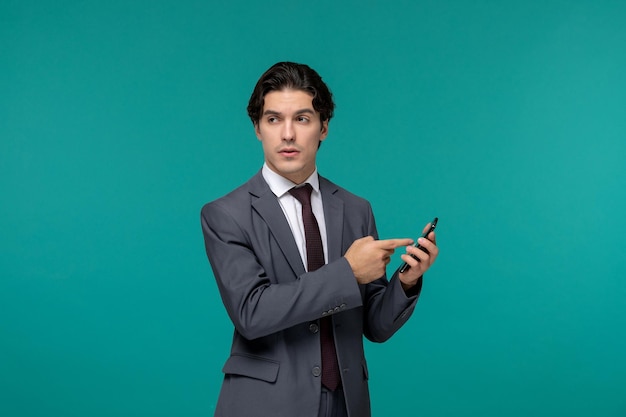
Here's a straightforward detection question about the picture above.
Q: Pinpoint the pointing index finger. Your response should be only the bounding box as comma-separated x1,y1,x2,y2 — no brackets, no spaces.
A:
377,238,414,249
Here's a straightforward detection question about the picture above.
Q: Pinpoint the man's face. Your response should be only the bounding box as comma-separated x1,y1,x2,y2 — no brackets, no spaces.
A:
255,89,328,184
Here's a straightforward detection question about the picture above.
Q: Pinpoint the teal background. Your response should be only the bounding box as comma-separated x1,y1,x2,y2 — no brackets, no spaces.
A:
2,1,625,416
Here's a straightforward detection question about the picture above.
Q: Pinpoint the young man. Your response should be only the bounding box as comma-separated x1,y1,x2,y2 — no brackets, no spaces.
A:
201,62,438,417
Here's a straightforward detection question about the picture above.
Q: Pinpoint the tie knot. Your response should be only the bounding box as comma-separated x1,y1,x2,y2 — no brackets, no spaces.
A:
289,183,313,206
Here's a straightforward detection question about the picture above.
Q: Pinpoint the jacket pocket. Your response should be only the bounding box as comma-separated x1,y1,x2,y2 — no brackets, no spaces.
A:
222,354,280,383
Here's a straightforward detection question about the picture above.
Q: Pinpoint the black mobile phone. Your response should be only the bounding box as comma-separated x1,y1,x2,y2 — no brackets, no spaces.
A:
398,217,438,273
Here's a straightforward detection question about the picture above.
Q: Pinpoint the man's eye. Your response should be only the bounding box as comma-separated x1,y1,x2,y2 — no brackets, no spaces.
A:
268,117,278,123
296,116,309,123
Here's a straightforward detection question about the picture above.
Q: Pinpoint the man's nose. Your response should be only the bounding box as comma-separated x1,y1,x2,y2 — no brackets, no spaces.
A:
281,121,294,141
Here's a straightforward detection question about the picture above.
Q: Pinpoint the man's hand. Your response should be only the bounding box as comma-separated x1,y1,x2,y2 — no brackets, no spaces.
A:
399,223,439,289
344,237,413,284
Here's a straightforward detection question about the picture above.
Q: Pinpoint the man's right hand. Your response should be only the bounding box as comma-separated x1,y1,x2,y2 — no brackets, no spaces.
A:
344,236,413,284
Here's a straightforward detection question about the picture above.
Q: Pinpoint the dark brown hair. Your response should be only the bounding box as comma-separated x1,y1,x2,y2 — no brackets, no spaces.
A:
247,62,335,125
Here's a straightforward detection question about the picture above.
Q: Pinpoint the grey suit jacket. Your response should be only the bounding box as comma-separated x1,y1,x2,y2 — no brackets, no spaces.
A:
201,171,421,417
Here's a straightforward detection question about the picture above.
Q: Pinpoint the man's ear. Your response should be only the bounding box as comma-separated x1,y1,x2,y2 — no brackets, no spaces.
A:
319,120,329,142
254,122,262,141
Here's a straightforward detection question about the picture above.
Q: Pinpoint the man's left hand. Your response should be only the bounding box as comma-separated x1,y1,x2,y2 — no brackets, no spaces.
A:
398,224,438,289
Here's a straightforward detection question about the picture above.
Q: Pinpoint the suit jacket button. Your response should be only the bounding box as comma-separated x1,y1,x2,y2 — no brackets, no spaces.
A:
340,303,347,310
334,306,340,313
312,366,321,377
309,323,319,333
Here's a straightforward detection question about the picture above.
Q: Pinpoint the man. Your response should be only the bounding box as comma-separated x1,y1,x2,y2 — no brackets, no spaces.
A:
200,62,438,417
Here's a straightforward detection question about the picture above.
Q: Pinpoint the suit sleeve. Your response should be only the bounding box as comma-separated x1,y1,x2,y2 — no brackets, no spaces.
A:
361,204,423,343
201,201,364,341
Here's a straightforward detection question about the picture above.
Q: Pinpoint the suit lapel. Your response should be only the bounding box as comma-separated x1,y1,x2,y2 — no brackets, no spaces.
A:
319,176,344,263
249,172,306,276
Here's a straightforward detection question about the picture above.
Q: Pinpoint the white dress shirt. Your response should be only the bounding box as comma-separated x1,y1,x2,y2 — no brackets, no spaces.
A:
262,164,329,271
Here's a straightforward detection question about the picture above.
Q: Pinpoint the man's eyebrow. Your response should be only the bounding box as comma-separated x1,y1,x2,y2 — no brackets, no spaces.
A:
262,108,316,116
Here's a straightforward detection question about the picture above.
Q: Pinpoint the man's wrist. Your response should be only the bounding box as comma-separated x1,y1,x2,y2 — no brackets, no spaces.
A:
401,276,422,296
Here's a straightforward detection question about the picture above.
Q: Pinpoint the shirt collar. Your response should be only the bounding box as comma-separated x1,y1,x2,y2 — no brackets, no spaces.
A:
262,163,320,198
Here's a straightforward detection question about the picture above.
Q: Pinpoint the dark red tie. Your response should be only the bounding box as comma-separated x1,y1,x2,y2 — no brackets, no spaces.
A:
289,184,340,391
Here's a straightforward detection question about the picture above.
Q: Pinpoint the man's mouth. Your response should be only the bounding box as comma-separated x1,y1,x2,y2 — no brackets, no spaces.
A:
279,148,300,157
